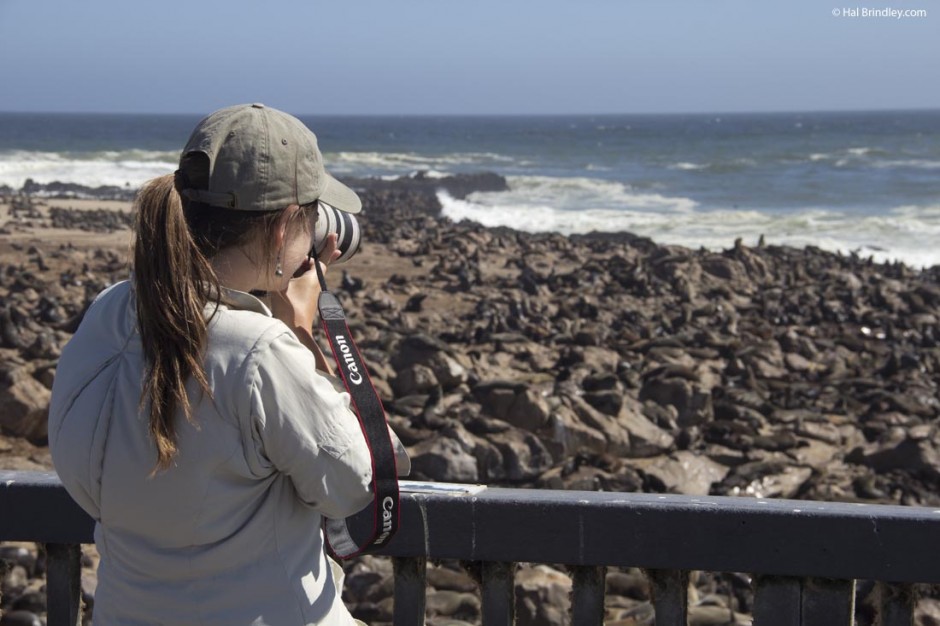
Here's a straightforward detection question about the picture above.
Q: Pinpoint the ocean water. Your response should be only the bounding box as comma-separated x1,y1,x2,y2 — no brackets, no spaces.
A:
1,110,938,267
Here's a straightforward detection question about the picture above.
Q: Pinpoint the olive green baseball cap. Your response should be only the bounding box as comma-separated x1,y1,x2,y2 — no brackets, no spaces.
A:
177,103,361,214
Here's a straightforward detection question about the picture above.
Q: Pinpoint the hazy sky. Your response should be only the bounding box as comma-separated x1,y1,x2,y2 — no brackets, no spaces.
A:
0,0,937,115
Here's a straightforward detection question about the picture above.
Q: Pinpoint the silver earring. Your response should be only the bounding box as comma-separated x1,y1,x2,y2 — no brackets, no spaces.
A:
274,253,284,277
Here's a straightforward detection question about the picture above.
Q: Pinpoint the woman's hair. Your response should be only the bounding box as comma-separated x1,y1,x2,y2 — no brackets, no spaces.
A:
133,173,314,471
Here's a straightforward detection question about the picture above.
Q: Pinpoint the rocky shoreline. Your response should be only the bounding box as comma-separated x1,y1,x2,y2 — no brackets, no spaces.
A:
1,173,939,625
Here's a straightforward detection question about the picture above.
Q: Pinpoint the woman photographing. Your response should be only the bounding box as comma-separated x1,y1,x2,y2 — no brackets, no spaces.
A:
49,103,405,625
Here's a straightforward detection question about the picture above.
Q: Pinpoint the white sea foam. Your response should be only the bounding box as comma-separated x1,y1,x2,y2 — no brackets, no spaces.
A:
0,149,177,188
666,158,757,172
807,147,901,166
669,162,707,171
872,159,940,170
414,170,452,179
440,176,701,234
438,175,940,269
848,147,892,158
379,170,451,181
465,175,699,215
324,150,517,176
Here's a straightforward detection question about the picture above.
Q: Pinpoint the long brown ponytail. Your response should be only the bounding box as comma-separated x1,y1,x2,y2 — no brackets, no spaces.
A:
133,174,218,471
133,174,317,471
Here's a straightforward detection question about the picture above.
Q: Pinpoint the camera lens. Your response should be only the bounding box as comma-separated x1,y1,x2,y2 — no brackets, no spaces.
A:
313,201,361,264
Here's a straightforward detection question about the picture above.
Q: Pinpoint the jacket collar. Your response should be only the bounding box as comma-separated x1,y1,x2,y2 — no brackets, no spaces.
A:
217,286,272,317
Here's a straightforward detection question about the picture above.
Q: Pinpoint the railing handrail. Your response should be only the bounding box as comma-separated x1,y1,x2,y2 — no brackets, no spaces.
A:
3,470,940,583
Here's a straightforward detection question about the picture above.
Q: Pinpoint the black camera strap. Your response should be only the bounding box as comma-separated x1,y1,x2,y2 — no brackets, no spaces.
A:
311,250,400,559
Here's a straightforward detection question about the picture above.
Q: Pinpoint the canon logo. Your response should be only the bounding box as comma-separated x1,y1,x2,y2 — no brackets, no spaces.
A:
334,335,363,385
375,496,395,544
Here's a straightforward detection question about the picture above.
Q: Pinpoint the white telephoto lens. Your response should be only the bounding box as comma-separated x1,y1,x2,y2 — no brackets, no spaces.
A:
314,201,361,263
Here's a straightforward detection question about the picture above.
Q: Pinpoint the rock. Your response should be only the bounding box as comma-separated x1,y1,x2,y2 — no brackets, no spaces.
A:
473,381,550,432
702,444,748,467
472,380,517,417
10,590,45,614
427,565,477,593
1,564,29,596
741,340,787,379
639,376,713,426
618,401,675,457
403,292,426,312
582,389,624,416
0,306,29,350
538,464,607,490
564,395,632,456
515,565,572,626
794,418,842,445
606,569,649,601
391,393,431,420
391,333,451,369
348,171,509,203
391,364,439,397
582,372,620,392
644,451,729,495
506,388,551,432
483,428,553,482
0,546,36,571
343,555,392,604
847,431,940,480
689,605,750,625
0,612,42,626
701,255,747,282
410,434,479,483
579,346,623,371
786,439,838,471
784,351,817,373
721,462,813,498
425,590,480,622
23,331,59,360
916,598,940,626
538,404,608,457
427,352,469,390
0,365,51,441
643,401,679,431
537,453,643,492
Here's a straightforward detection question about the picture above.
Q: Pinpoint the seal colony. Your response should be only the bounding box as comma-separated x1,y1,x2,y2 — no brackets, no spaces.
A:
1,173,939,624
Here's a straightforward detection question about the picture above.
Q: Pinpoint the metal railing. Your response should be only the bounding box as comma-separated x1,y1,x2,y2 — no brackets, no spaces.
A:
2,470,938,625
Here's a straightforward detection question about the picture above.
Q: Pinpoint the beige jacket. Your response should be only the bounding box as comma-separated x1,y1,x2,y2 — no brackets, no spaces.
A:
49,280,404,625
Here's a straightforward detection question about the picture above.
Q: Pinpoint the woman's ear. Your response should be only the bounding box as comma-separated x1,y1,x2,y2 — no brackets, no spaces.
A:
273,204,301,249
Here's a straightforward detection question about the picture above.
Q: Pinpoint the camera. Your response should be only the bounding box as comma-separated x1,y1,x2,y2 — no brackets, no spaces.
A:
313,201,361,264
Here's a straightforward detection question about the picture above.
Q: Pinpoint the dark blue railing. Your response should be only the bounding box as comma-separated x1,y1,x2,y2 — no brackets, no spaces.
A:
2,471,936,625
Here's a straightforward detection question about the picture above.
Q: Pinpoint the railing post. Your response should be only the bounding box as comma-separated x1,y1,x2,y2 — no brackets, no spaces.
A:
44,543,82,626
646,569,689,626
877,582,915,626
481,560,515,626
801,577,855,626
570,565,606,626
753,575,801,626
393,556,427,625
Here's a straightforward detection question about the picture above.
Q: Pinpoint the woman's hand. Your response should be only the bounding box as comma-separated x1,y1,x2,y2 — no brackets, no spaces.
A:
269,234,343,375
269,233,341,332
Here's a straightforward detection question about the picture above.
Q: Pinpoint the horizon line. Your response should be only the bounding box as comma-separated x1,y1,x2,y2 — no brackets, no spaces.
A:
1,105,939,118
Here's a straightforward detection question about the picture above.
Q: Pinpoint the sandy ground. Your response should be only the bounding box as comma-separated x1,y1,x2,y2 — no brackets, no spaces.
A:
0,198,134,261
